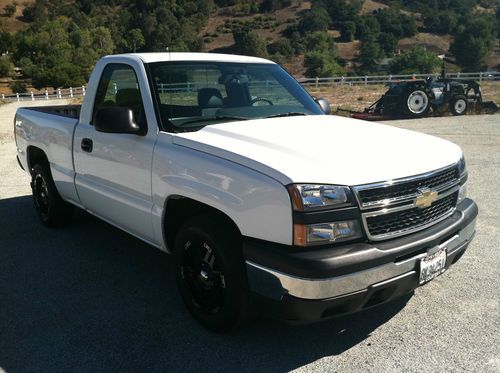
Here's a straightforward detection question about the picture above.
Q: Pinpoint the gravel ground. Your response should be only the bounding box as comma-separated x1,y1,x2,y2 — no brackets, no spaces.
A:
0,101,499,373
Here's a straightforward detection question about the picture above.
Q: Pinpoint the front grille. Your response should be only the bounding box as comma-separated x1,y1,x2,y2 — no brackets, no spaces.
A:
358,166,459,205
366,192,458,238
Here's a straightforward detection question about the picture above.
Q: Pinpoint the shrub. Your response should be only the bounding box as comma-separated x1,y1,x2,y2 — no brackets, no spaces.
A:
389,46,442,74
9,81,27,93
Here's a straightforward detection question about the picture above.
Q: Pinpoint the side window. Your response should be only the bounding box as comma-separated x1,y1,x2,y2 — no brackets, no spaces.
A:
92,63,145,126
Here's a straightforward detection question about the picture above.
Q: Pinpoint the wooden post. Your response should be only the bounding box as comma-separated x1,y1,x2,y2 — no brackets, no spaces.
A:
479,72,483,82
315,77,319,89
364,76,368,85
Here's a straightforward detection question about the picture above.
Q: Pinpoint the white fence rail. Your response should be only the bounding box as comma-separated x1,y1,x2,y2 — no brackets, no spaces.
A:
1,86,86,102
298,72,500,88
1,72,499,102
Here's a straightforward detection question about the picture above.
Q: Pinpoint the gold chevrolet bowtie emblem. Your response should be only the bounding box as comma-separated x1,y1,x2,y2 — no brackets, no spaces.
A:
415,188,438,208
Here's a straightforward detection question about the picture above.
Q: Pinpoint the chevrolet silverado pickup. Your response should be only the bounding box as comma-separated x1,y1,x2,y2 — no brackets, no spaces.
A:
14,53,478,331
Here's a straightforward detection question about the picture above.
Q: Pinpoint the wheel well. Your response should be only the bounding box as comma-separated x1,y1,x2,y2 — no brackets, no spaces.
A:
27,146,48,174
163,196,241,251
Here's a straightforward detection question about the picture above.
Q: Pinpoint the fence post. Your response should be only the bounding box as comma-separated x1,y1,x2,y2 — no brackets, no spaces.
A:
341,76,345,86
457,72,460,78
57,88,62,99
479,72,483,82
364,76,368,86
70,87,73,98
16,93,20,102
45,89,49,99
31,91,34,101
82,86,86,96
389,74,392,81
315,77,319,89
1,93,5,99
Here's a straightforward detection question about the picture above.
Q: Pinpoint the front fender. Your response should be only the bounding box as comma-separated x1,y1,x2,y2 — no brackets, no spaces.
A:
151,133,293,251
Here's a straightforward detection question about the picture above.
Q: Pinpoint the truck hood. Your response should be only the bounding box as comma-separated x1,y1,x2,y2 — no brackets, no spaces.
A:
173,115,462,186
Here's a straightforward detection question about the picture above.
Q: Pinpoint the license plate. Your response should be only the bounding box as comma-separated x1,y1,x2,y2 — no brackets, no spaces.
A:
419,248,447,285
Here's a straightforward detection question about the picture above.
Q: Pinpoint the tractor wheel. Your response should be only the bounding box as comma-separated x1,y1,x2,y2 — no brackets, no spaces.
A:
450,95,468,116
404,89,430,118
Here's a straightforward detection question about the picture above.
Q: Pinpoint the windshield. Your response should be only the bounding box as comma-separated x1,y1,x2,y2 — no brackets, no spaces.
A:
148,61,324,131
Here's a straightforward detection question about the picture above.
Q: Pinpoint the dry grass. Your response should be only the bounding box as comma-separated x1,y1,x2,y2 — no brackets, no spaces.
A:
0,0,33,32
398,33,452,55
201,0,311,53
360,0,388,14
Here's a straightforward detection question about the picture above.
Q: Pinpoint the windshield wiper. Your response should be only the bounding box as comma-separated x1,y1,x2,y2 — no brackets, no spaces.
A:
178,115,249,127
264,112,309,119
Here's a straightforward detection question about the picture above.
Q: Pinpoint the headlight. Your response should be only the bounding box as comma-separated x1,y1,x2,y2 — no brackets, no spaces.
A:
458,154,466,175
457,154,467,204
294,220,362,246
287,184,353,211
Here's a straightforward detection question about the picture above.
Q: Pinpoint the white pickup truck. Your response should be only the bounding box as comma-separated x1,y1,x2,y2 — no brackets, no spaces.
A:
14,53,477,331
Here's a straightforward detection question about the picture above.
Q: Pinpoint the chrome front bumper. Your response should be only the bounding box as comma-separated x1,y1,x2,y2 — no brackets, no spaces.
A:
246,216,476,301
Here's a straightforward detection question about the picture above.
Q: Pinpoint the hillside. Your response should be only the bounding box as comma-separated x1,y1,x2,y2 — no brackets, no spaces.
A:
199,0,499,76
0,0,498,93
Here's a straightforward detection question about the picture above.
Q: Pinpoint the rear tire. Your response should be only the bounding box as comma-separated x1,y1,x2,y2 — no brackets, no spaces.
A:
404,89,430,118
450,95,468,116
31,161,73,227
173,214,251,332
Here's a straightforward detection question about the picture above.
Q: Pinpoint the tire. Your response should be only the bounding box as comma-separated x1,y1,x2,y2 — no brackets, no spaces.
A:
31,161,73,227
450,95,468,116
174,214,251,332
404,89,430,118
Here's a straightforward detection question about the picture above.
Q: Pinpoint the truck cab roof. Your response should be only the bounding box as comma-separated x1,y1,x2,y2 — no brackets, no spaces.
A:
107,52,276,65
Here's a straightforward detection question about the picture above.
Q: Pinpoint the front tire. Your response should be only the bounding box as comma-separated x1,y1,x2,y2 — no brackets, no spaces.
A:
174,215,251,332
450,95,468,116
31,161,73,227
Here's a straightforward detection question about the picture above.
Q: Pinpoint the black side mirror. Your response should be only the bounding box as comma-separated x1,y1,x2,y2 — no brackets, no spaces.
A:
315,97,332,115
94,107,143,135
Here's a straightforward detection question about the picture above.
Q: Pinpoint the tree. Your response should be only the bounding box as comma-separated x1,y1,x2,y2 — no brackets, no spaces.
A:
3,3,16,17
355,15,380,41
451,15,497,71
389,46,442,74
9,81,27,94
0,55,14,78
267,39,294,57
360,37,381,71
340,21,356,42
260,0,292,12
124,28,145,52
232,26,268,58
304,50,345,77
302,31,336,53
378,32,397,56
315,0,362,27
297,7,330,34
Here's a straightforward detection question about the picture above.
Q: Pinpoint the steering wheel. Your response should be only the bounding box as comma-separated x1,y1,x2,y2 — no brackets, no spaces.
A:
250,97,273,106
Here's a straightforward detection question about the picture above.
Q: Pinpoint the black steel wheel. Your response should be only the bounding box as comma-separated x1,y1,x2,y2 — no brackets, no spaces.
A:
450,95,468,116
174,215,251,332
31,161,73,227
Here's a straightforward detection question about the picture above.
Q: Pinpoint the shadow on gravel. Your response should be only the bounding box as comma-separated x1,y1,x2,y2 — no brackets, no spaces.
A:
0,195,411,373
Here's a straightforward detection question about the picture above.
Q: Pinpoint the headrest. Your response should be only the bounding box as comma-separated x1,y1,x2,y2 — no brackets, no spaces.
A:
116,88,141,107
198,88,223,108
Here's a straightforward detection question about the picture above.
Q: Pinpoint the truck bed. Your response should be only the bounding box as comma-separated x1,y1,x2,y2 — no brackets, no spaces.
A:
24,104,82,119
